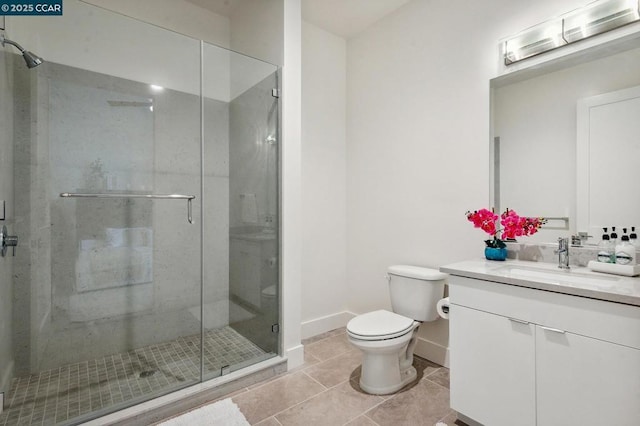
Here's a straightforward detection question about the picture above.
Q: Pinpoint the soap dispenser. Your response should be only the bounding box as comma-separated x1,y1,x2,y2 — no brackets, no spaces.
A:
610,226,618,245
615,228,636,266
630,226,638,248
597,228,615,263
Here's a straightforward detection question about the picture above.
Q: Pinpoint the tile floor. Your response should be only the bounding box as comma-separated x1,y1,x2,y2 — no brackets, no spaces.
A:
0,327,267,426
222,328,465,426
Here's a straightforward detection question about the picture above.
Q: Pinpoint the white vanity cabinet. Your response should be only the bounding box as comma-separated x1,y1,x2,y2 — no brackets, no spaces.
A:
448,275,640,426
535,325,640,425
451,304,536,426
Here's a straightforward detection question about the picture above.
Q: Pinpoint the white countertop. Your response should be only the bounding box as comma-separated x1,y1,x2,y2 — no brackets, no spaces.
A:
440,259,640,307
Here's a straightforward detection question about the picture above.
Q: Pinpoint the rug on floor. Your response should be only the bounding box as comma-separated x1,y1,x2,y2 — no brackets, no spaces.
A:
158,398,250,426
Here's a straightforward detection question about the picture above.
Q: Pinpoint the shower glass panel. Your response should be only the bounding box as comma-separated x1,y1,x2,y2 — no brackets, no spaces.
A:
202,43,279,380
0,2,280,425
7,5,203,423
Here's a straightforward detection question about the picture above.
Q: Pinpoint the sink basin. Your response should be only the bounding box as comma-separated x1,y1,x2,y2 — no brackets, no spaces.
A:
496,264,620,287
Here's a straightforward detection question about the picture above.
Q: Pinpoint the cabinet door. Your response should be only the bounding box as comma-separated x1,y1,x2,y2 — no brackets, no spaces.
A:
450,304,536,426
536,326,640,426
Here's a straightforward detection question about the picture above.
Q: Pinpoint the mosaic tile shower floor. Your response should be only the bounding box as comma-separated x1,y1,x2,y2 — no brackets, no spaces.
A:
0,327,266,426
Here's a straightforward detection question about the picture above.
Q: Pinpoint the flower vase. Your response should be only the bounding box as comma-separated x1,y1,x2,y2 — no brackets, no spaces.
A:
485,247,507,261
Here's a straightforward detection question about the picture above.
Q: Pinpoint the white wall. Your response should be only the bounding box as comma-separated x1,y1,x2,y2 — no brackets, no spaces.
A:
344,0,587,365
230,0,284,66
300,21,348,338
81,0,231,49
281,0,304,368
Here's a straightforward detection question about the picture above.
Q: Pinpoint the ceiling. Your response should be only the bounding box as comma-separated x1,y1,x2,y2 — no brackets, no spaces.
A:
301,0,412,39
185,0,412,39
186,0,241,17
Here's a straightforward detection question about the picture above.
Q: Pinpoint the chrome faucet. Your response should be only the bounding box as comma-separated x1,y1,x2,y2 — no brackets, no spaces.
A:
555,237,570,269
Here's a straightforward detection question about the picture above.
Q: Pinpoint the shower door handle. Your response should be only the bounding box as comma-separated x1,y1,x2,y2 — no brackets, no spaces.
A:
60,192,196,224
1,225,18,257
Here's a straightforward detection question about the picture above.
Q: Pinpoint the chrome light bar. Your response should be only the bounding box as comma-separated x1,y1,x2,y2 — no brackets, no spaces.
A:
504,0,640,65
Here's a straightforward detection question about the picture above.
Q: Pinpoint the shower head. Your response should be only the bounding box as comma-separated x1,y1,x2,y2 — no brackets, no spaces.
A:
21,49,44,68
1,34,44,68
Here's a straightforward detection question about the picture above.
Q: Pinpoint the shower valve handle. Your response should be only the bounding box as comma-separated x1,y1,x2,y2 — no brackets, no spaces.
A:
1,225,18,257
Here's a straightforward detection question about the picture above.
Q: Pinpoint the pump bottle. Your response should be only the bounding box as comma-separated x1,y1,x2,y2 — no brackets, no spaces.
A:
615,228,636,266
597,228,615,263
630,226,638,248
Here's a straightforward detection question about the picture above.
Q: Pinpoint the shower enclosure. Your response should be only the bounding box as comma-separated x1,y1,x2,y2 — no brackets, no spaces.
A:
0,2,280,425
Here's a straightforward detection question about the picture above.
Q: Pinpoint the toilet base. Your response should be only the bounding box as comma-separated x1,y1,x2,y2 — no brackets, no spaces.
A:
353,328,420,395
360,365,417,395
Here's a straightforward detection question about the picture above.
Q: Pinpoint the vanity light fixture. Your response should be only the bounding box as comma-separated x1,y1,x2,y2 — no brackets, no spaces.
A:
504,18,566,65
564,0,640,42
504,0,640,65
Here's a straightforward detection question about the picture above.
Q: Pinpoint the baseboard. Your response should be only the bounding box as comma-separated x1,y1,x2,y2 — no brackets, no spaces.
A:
301,311,355,340
300,312,450,368
415,336,450,368
284,344,305,371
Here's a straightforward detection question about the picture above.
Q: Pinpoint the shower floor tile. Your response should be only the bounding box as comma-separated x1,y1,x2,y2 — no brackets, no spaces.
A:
0,326,266,426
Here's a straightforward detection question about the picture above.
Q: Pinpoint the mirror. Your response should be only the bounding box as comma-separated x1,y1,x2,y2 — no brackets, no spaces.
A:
491,37,640,243
577,84,640,238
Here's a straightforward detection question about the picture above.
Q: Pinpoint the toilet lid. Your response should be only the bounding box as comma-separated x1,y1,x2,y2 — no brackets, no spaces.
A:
347,310,415,340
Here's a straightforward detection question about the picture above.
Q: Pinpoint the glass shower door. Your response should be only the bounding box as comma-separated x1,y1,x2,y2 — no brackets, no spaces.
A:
202,42,280,380
1,3,281,425
8,4,203,424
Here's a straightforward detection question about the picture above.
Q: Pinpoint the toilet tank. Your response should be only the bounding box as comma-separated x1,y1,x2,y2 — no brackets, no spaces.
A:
388,265,447,322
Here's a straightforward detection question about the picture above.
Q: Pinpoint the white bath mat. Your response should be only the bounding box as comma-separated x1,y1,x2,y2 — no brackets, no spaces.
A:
158,398,250,426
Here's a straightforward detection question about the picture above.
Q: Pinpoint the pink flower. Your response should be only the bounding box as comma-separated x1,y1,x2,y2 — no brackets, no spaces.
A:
466,209,499,236
467,208,546,241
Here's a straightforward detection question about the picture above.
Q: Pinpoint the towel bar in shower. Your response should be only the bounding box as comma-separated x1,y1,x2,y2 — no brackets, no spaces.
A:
59,192,196,224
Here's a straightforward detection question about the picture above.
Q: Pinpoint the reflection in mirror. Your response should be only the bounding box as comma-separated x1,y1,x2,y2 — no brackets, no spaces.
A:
577,85,640,238
491,40,640,243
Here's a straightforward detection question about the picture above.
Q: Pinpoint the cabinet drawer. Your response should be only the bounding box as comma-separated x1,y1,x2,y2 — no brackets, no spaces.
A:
449,275,640,349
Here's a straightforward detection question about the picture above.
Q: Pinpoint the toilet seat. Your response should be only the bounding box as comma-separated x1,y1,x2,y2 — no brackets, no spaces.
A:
347,310,416,341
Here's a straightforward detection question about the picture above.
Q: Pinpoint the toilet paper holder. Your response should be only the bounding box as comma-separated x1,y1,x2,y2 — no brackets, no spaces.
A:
436,297,450,320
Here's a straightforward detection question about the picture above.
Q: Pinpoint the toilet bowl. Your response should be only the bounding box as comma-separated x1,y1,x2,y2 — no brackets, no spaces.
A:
347,265,447,395
347,310,420,394
261,285,277,322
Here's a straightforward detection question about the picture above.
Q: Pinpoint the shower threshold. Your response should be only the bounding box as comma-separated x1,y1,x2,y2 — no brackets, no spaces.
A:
0,327,283,426
84,355,286,426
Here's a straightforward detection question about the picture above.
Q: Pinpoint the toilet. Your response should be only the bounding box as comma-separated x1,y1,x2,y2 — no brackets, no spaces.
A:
261,284,277,321
347,265,447,395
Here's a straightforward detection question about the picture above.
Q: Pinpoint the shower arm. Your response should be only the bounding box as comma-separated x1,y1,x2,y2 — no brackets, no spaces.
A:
60,192,196,224
1,35,27,53
1,34,44,68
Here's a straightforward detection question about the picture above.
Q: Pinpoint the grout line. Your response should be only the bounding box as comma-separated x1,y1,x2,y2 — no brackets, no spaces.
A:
254,378,335,423
365,413,383,426
435,408,456,425
300,371,329,390
422,377,450,393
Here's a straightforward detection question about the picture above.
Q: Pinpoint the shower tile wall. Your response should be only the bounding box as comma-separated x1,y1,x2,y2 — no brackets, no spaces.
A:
0,49,15,397
11,61,231,375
